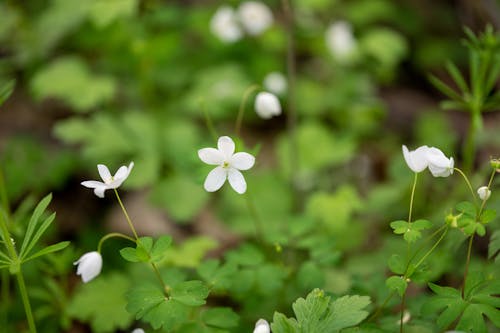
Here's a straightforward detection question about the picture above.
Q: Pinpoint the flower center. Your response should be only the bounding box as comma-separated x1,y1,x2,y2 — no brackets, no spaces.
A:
222,161,230,168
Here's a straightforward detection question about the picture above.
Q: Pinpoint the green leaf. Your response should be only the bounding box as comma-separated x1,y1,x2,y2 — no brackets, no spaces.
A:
23,241,69,262
429,75,463,102
386,276,408,297
390,220,408,234
271,312,299,333
225,243,264,266
68,274,133,333
445,61,469,94
150,235,172,263
21,212,56,260
201,307,239,329
197,259,238,291
387,254,406,275
87,0,138,28
119,247,139,263
163,236,218,268
480,209,496,224
136,237,153,262
170,280,209,306
488,230,500,262
0,80,14,106
20,193,52,258
456,201,476,217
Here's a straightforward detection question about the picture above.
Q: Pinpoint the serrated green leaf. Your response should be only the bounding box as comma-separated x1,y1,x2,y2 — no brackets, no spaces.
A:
170,280,209,306
386,276,408,296
455,304,488,333
201,307,239,329
271,312,299,333
197,259,238,290
150,235,172,263
20,193,52,257
23,241,69,262
68,274,133,333
390,220,408,234
456,201,476,217
119,247,139,262
412,219,433,231
480,209,496,224
387,254,406,275
327,295,371,331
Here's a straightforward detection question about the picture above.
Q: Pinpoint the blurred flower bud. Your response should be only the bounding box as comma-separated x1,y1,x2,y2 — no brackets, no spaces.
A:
477,186,491,201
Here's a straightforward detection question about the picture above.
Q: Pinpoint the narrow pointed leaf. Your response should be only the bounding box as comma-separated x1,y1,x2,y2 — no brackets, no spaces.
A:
446,61,469,93
21,212,56,260
23,241,70,262
20,193,52,257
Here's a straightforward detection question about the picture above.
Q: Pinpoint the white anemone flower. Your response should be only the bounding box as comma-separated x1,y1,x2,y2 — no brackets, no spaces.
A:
131,329,145,333
263,71,287,95
210,6,243,43
325,21,357,60
253,319,270,333
238,1,273,36
477,186,491,201
255,91,282,119
426,147,454,177
198,136,255,194
81,162,134,198
74,251,102,283
402,145,430,173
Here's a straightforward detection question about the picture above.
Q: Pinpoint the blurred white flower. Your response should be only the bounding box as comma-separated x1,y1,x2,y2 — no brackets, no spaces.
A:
81,162,134,198
426,147,454,177
131,329,145,333
74,251,102,283
210,6,243,43
477,186,491,201
263,72,287,95
238,1,273,36
402,145,429,173
325,21,357,60
198,136,255,194
253,319,270,333
255,91,281,119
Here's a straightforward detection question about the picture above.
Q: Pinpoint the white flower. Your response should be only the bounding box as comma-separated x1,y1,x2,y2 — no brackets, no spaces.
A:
74,251,102,283
426,147,454,177
210,6,243,43
477,186,491,201
131,329,145,333
81,162,134,198
263,72,287,95
402,145,430,173
198,136,255,194
255,92,281,119
325,21,357,60
253,319,270,333
238,1,273,36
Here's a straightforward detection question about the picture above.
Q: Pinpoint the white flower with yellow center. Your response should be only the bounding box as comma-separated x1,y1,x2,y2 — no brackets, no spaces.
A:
198,136,255,194
81,162,134,198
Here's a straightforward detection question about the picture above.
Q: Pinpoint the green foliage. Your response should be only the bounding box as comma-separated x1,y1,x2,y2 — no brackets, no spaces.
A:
68,274,134,333
389,219,432,243
200,307,239,329
386,276,408,297
163,236,218,268
271,289,371,333
31,57,116,111
120,235,172,264
0,80,14,106
488,230,500,263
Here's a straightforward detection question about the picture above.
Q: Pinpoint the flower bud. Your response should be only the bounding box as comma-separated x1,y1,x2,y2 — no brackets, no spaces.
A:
477,186,491,201
445,213,459,228
490,158,500,172
255,91,281,119
253,319,270,333
74,251,103,283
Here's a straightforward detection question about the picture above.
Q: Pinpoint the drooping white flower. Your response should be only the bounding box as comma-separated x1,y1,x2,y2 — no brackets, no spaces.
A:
198,136,255,194
263,72,287,95
238,1,273,36
131,329,145,333
253,319,270,333
255,91,281,119
74,251,102,283
210,6,243,43
81,162,134,198
426,147,454,177
477,186,491,201
325,21,357,60
402,145,430,173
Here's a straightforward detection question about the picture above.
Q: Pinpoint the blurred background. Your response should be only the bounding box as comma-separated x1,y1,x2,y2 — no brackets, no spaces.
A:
0,0,499,332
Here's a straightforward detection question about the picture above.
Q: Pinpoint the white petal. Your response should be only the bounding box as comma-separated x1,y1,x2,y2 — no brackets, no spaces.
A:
94,186,106,198
204,166,227,192
81,180,105,188
198,148,224,165
253,319,270,333
231,152,255,170
218,136,235,158
477,186,491,200
114,165,129,181
238,1,273,35
228,168,247,194
97,164,112,183
402,145,429,173
255,92,281,119
74,252,102,283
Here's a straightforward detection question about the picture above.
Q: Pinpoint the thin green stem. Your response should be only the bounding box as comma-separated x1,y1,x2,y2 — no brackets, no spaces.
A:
235,84,260,138
461,234,474,298
408,173,418,223
245,191,263,243
399,292,406,333
16,270,36,333
413,227,448,270
367,291,396,322
1,270,9,330
114,189,139,240
463,110,482,173
478,169,496,216
454,168,477,202
97,232,135,253
151,263,168,295
201,101,218,142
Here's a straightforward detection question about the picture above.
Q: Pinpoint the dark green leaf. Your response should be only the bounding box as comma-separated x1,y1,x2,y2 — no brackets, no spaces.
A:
20,193,52,257
445,61,469,93
23,241,69,262
150,235,172,263
119,247,139,262
386,276,407,296
488,230,500,262
456,201,476,217
136,237,153,262
480,209,496,224
21,212,56,260
170,280,209,306
201,307,239,329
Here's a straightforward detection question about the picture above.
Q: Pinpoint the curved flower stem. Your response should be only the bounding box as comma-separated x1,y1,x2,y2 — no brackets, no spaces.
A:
453,168,477,202
245,191,263,243
367,290,396,322
413,227,448,270
235,84,260,138
114,189,139,240
399,292,407,333
201,100,218,142
408,173,418,223
461,234,474,299
97,232,135,253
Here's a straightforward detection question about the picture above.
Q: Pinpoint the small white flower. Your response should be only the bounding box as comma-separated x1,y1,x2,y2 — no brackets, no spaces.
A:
74,251,102,283
210,6,243,43
477,186,491,201
402,145,430,173
131,329,145,333
253,319,270,333
238,1,273,36
263,72,287,95
81,162,134,198
198,136,255,194
325,21,357,60
255,92,281,119
426,147,454,177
